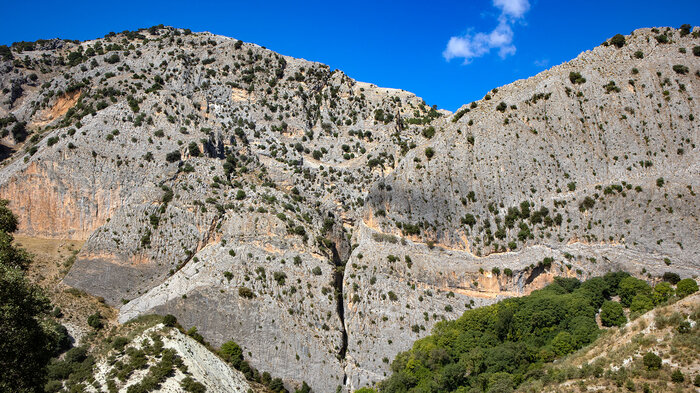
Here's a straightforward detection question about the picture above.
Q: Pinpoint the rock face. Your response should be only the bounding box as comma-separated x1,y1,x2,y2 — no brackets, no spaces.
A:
0,25,698,391
91,323,254,392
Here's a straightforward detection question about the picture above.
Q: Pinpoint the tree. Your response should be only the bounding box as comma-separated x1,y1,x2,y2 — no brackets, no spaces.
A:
609,34,626,48
165,150,181,163
662,272,681,285
0,201,65,392
551,331,574,356
618,277,651,307
629,294,654,314
600,301,626,327
643,352,662,370
220,340,243,368
652,282,674,304
676,279,698,298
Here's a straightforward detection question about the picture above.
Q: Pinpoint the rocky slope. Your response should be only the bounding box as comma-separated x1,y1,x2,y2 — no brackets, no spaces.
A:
0,25,698,391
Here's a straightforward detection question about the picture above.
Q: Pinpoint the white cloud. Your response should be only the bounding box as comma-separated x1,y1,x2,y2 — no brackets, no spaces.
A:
443,0,530,63
494,0,530,18
534,58,549,67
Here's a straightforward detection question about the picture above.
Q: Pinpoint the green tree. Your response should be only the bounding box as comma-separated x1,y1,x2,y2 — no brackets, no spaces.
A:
676,279,698,298
551,331,574,356
629,294,654,314
0,200,64,392
609,34,626,48
600,301,626,327
618,277,651,307
220,340,243,368
652,282,674,304
643,352,662,370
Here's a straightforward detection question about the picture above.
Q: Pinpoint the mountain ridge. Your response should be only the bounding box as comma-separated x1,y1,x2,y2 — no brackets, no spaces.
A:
0,24,697,392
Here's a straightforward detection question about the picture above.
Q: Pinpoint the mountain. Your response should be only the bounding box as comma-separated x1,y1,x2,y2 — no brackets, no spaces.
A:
0,25,698,392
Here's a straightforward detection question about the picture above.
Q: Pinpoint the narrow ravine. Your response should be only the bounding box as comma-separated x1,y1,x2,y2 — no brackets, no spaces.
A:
330,241,348,384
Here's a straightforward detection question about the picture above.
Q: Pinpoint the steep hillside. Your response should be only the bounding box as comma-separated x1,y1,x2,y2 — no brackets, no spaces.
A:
0,25,698,392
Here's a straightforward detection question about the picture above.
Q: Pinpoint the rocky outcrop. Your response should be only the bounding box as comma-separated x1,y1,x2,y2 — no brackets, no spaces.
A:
0,25,697,391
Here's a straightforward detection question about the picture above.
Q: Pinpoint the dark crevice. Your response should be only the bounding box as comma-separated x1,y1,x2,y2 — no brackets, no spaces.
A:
330,242,348,363
524,264,546,286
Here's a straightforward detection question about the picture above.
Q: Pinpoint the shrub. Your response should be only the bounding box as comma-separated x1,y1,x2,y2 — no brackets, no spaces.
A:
634,51,644,59
422,126,436,139
679,24,692,36
610,34,626,48
662,272,681,284
600,300,626,327
220,340,243,368
104,54,120,64
238,287,254,298
672,64,689,75
163,314,177,327
165,150,181,163
671,369,685,383
676,278,698,298
112,336,128,351
87,312,103,329
424,147,435,160
181,376,206,393
569,72,586,84
643,352,662,370
311,266,322,276
496,102,507,112
655,34,669,44
694,46,700,56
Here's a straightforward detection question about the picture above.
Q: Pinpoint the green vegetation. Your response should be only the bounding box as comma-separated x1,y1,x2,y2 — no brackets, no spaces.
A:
0,200,69,392
569,72,586,85
375,272,694,393
609,34,626,48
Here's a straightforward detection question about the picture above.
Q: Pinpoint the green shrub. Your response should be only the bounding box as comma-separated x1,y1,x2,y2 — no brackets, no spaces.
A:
662,272,681,284
672,64,689,75
238,287,254,298
569,72,586,84
693,46,700,56
163,314,177,327
610,34,626,48
87,312,103,329
424,147,435,160
671,369,685,383
165,150,181,163
220,340,243,368
180,376,206,393
643,352,662,370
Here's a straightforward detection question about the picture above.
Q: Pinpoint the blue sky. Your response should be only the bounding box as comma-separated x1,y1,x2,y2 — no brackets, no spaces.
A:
1,0,697,111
